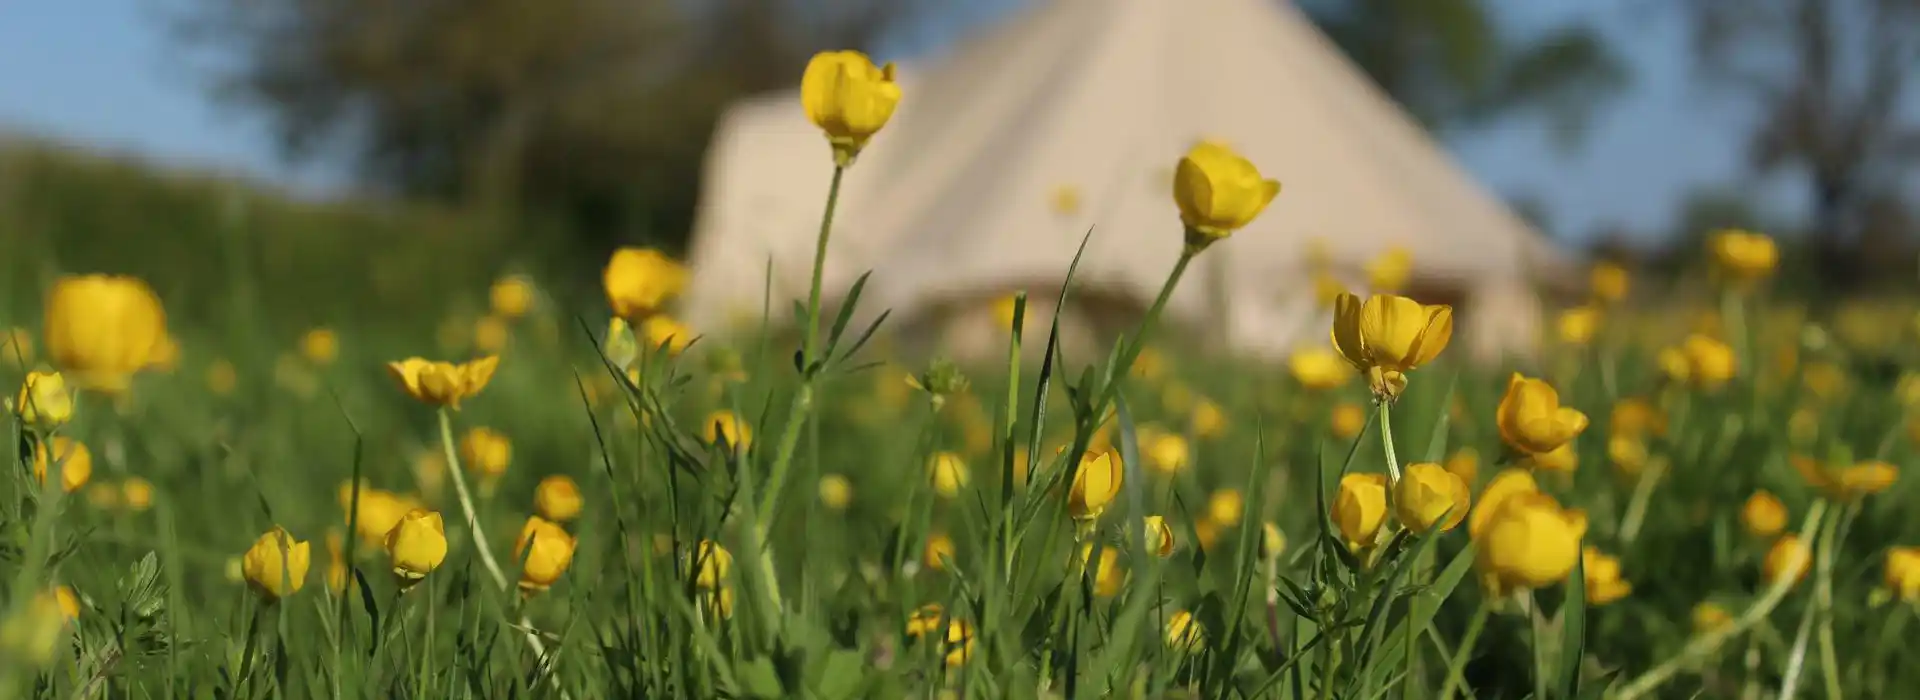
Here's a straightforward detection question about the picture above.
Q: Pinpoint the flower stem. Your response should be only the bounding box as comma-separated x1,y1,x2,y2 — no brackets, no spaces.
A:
1377,401,1402,484
1438,601,1491,700
1618,455,1668,545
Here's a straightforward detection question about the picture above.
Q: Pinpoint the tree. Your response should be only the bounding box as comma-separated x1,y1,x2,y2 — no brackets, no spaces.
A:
1303,0,1630,145
1677,0,1920,290
172,0,920,254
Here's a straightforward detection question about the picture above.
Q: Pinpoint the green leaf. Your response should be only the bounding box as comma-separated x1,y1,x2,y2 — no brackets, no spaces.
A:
811,649,866,700
737,655,784,699
1557,554,1589,698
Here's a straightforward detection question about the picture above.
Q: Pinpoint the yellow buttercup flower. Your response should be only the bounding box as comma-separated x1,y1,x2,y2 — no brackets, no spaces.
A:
1526,443,1579,473
300,328,339,366
1050,185,1082,217
489,275,535,320
1132,347,1168,382
1740,490,1788,538
12,370,74,430
818,473,854,511
1607,435,1649,479
121,477,153,512
1288,347,1351,391
688,539,734,589
929,451,969,498
603,248,688,322
643,315,695,356
1791,456,1897,501
534,475,584,522
1143,430,1190,475
339,484,421,546
325,532,352,594
1468,469,1541,540
514,517,576,593
52,586,80,621
473,316,511,354
1142,515,1176,558
1476,492,1586,593
1590,261,1630,304
1496,374,1589,455
942,620,975,667
1313,273,1347,308
1172,141,1281,253
1069,450,1123,521
702,411,752,452
1445,448,1480,486
1191,398,1227,439
459,428,513,481
1365,247,1412,293
1076,543,1126,597
43,274,169,393
1708,229,1779,284
1207,489,1244,527
703,587,736,623
923,533,956,572
1330,402,1367,441
31,437,91,494
145,333,180,373
1332,473,1389,550
0,589,71,668
801,50,901,165
1165,610,1206,651
1885,546,1920,602
1330,293,1454,400
1555,306,1601,346
1692,602,1733,634
1609,397,1666,439
1763,535,1811,585
1582,547,1632,605
242,527,311,602
992,293,1023,331
386,355,500,409
1394,463,1470,535
1661,334,1737,390
384,509,448,588
905,603,945,638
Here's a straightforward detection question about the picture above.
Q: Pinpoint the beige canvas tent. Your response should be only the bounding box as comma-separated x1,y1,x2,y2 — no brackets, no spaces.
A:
682,0,1570,364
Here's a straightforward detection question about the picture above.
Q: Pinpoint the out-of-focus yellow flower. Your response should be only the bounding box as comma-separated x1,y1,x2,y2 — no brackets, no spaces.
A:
929,451,969,498
1582,547,1632,605
0,588,71,668
1446,448,1480,486
603,248,688,321
1142,515,1175,557
242,526,311,602
1791,455,1897,500
44,274,169,393
1590,262,1630,304
1555,306,1602,346
818,473,853,511
1289,347,1352,391
300,328,339,366
1165,610,1205,651
1207,489,1244,527
1496,374,1589,455
1800,362,1847,403
1069,450,1123,521
1314,274,1347,308
1692,602,1733,634
12,370,73,430
1607,435,1649,479
339,483,421,545
458,428,512,481
1885,546,1920,602
1365,247,1412,293
0,327,33,366
1330,402,1367,441
905,603,945,637
1763,535,1811,585
1260,522,1287,559
801,51,902,165
702,587,736,623
121,477,153,512
1708,229,1779,284
1076,543,1126,597
31,437,91,494
690,539,732,588
1330,293,1453,400
534,475,584,522
387,356,500,409
1332,473,1389,550
1395,463,1470,535
490,275,535,320
643,315,695,356
942,619,975,667
1050,185,1082,216
1609,398,1666,439
1161,381,1196,414
1469,469,1541,539
1526,443,1578,473
1193,519,1223,553
384,509,447,588
1143,429,1190,475
1476,492,1586,593
1661,334,1737,390
325,532,352,594
1132,347,1168,383
992,293,1024,332
1173,140,1281,253
702,411,752,452
472,316,510,354
206,359,238,396
141,332,179,373
1740,490,1788,538
1190,398,1227,439
51,586,80,621
514,516,576,593
923,533,956,572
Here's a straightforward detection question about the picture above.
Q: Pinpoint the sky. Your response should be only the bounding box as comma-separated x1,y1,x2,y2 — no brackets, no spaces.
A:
0,0,1806,244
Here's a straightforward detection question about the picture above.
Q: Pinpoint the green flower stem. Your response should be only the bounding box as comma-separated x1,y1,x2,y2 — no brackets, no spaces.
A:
1813,503,1856,700
1613,499,1831,700
1618,454,1669,545
1377,401,1402,483
1438,600,1491,700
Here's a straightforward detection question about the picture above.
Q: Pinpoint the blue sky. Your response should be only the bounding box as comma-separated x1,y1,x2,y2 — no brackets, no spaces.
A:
0,0,1804,244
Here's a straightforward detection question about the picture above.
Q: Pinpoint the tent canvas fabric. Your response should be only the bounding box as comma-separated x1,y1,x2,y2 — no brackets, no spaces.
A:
682,0,1567,363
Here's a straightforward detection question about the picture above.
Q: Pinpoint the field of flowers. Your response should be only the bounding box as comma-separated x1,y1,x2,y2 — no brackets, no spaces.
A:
4,49,1920,700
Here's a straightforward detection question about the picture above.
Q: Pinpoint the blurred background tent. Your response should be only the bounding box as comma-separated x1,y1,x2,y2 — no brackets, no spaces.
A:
684,0,1573,364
